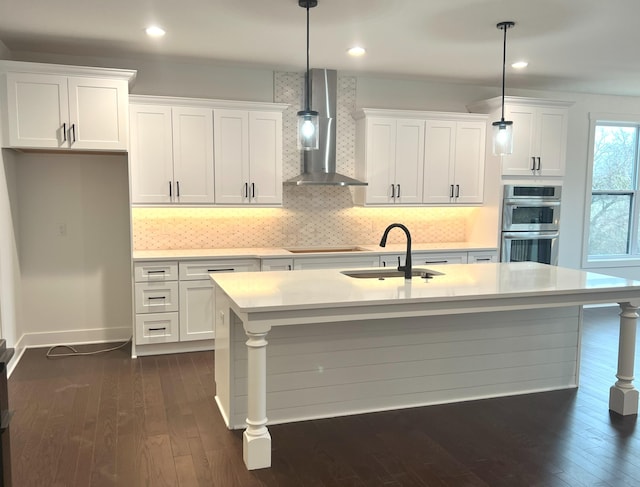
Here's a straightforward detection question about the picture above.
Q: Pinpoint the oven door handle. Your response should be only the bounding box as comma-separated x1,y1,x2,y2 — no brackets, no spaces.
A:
502,231,559,239
503,200,561,208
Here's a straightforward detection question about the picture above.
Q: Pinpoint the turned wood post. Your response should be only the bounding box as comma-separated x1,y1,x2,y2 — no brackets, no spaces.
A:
610,302,640,415
243,329,271,469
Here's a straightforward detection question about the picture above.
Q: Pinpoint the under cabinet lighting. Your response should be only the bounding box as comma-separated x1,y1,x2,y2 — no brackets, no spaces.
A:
512,61,528,69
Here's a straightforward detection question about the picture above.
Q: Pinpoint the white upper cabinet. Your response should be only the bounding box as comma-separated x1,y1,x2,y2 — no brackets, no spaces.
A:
467,97,572,178
129,101,214,204
1,62,134,151
355,115,425,205
504,104,568,177
355,108,487,206
214,108,283,205
423,120,486,204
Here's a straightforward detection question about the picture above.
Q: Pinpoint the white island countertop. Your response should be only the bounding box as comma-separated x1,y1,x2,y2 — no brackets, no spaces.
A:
210,261,640,315
210,262,640,470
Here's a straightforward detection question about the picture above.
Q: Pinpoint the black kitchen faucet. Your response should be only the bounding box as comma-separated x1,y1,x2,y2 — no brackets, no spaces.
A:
379,223,412,280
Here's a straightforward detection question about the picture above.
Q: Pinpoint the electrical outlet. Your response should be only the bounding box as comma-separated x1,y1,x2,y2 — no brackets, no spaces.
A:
57,223,67,237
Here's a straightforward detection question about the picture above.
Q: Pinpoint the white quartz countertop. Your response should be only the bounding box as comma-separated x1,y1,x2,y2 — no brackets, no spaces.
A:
132,242,496,261
210,262,640,314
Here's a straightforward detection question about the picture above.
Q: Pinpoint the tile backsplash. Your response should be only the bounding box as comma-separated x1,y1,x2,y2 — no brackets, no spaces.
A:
131,72,474,250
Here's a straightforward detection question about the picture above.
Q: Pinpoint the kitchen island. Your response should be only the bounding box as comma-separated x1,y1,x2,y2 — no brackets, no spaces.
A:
210,262,640,470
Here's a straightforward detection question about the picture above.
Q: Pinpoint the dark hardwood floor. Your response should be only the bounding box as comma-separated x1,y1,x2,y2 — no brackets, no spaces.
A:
7,307,640,486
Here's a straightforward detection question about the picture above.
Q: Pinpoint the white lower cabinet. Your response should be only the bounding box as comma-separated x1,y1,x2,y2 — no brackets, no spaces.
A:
179,280,215,341
261,258,293,271
133,259,260,354
468,251,499,263
135,312,179,344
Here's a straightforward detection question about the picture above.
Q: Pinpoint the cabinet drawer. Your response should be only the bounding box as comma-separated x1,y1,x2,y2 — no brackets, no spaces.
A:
135,281,179,313
413,252,468,265
468,251,498,263
134,261,178,282
135,312,179,344
293,255,380,270
179,259,260,280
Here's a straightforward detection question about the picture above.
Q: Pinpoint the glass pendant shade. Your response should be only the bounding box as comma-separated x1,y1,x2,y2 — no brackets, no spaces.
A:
492,120,513,155
297,109,319,150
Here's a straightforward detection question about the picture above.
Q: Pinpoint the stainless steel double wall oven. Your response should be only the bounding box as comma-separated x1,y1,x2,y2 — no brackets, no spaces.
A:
501,185,562,265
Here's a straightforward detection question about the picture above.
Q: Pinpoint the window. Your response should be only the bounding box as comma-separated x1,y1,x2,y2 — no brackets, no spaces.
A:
587,121,640,261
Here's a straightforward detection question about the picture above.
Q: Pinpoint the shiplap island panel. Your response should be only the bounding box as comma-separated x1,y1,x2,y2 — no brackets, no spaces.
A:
210,262,640,470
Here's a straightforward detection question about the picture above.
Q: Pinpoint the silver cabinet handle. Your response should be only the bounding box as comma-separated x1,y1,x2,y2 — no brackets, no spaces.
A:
176,181,180,197
424,260,448,264
71,123,76,143
531,157,536,170
208,268,235,272
147,296,166,300
450,185,454,198
396,184,401,198
390,184,395,198
169,181,172,198
536,157,541,171
147,270,166,274
62,123,67,142
244,182,249,198
148,327,166,332
251,182,255,199
455,184,460,198
476,258,492,262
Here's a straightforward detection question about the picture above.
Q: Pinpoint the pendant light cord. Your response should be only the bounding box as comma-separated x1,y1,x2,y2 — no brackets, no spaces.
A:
500,23,508,122
305,0,311,112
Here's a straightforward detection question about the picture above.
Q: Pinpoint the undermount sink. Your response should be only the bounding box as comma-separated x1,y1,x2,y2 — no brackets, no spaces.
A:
341,268,444,280
286,246,368,254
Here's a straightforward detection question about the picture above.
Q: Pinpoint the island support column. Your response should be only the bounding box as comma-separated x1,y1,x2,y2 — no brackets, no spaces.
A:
610,302,640,415
243,328,271,470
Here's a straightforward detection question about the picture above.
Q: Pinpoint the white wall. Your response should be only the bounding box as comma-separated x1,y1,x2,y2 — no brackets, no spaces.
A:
0,149,21,349
15,153,133,346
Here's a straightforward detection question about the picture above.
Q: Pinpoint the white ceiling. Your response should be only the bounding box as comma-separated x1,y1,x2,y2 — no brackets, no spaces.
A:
1,0,639,97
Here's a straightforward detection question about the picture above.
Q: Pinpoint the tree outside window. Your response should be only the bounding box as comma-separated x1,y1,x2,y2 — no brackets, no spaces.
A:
588,123,639,259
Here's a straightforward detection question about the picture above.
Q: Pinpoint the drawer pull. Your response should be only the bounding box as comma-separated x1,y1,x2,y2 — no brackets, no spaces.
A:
148,327,167,332
424,260,448,264
147,270,166,274
147,296,166,300
476,258,492,261
208,268,235,272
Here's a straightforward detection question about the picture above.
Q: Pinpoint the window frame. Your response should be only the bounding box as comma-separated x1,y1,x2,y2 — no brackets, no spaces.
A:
583,113,640,269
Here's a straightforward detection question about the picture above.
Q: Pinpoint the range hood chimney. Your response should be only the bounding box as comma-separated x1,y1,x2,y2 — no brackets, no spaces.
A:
285,69,367,186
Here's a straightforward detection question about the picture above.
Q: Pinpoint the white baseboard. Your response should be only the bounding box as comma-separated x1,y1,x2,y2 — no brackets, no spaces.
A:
8,327,132,377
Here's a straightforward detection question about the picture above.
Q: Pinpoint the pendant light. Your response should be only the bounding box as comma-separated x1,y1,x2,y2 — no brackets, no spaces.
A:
492,21,515,156
297,0,319,151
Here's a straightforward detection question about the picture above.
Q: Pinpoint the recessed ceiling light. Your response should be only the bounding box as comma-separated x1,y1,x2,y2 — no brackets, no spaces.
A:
347,46,366,57
145,26,166,38
512,61,528,69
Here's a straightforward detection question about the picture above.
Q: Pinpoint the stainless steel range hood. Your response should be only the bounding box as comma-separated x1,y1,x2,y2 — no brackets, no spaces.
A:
285,69,367,186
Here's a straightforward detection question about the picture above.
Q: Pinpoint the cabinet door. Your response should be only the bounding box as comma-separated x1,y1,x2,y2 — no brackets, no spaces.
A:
502,105,537,176
179,280,215,341
67,77,128,150
5,72,68,148
172,107,215,203
423,120,455,204
214,109,250,204
364,118,396,204
129,104,174,204
248,111,283,205
536,108,567,177
453,121,486,204
394,119,425,204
